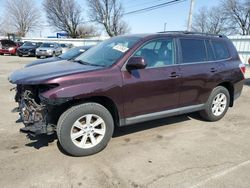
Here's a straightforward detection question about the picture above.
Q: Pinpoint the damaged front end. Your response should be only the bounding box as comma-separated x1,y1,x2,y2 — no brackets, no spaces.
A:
14,84,58,136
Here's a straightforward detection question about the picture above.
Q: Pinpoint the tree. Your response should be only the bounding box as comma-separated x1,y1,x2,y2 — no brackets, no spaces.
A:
221,0,250,35
3,0,40,37
77,25,100,38
43,0,82,38
192,6,230,35
87,0,129,37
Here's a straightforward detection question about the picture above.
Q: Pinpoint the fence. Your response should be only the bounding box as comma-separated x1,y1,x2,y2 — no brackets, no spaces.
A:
19,37,109,47
4,35,250,65
229,36,250,64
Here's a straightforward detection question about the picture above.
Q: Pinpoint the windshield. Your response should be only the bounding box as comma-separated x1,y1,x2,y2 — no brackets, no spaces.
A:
40,43,55,48
59,47,84,59
23,42,37,47
75,36,141,67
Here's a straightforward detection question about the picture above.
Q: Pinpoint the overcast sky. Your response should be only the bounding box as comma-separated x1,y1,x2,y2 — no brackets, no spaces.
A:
0,0,221,37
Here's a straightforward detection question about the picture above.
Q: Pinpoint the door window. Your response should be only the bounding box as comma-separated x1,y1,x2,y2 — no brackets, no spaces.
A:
205,40,215,61
180,39,207,63
133,39,175,68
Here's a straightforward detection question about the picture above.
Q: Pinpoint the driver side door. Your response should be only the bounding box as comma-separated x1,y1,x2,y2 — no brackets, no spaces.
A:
122,38,181,121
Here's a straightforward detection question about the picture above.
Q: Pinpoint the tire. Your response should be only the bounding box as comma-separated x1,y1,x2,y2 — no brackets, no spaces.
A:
36,56,40,59
57,103,114,156
18,55,23,57
200,86,230,122
52,52,56,57
0,53,3,55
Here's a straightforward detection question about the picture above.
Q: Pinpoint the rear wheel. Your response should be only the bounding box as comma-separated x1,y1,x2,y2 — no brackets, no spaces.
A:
200,86,230,121
36,56,40,59
18,55,23,57
57,103,114,156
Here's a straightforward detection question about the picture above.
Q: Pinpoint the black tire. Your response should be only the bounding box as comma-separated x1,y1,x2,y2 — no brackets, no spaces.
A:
52,52,56,57
200,86,230,122
57,103,114,156
36,56,40,59
0,53,3,55
18,55,23,57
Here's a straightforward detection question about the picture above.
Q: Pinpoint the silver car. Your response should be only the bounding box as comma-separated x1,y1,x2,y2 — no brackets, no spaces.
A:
36,42,62,58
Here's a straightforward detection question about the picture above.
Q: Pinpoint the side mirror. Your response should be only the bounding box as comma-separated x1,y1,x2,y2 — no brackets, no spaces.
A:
126,56,147,71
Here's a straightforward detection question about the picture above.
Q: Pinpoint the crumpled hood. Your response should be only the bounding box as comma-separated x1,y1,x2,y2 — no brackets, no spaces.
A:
9,60,102,84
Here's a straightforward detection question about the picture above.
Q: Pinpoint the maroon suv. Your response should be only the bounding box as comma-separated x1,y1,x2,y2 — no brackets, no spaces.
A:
9,32,245,156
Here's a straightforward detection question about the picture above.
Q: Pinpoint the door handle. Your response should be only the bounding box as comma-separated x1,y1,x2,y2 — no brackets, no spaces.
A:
170,72,180,78
210,68,217,73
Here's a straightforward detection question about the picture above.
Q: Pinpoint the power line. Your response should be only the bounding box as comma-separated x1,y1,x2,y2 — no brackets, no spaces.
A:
124,0,166,10
124,0,187,15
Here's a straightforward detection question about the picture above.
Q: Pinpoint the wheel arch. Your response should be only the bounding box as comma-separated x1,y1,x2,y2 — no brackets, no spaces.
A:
53,96,120,127
218,82,234,107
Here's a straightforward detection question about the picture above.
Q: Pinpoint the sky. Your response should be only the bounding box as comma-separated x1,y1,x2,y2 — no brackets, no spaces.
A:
0,0,222,37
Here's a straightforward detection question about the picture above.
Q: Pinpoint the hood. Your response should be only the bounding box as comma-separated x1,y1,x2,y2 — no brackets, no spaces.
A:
9,60,103,84
25,57,61,67
18,46,37,50
37,47,53,51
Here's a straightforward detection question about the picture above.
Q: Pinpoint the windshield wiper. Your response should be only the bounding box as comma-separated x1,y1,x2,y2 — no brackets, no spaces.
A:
73,60,106,67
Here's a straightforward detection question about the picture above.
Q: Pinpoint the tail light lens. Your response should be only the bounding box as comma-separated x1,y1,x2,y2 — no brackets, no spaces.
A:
239,63,246,78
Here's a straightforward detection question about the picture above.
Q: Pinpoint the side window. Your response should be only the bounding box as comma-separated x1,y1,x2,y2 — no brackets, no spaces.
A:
133,39,174,68
205,40,215,61
180,39,206,63
212,41,230,60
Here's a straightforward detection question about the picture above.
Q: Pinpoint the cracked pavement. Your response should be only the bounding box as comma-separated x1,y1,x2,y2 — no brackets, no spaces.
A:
0,56,250,188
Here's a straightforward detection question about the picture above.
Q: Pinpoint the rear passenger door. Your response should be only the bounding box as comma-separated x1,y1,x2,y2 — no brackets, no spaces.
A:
177,38,219,107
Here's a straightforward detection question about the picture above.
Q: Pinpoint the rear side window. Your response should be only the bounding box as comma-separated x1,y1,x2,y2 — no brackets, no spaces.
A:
212,41,230,60
180,39,206,63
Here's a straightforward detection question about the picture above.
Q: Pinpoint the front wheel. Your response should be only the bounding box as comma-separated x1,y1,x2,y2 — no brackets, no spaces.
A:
200,86,230,121
57,103,114,156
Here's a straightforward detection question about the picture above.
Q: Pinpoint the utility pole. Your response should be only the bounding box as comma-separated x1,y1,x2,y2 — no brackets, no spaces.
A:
187,0,195,31
164,23,167,32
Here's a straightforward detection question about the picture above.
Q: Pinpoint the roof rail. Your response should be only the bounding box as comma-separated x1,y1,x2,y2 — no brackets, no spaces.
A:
157,31,226,38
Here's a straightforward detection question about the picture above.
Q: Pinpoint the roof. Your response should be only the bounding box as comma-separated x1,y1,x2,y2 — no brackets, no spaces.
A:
121,31,227,40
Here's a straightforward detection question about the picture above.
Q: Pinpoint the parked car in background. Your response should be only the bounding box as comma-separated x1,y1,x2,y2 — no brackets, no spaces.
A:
25,45,93,67
36,42,62,58
0,39,18,55
60,43,73,53
15,41,24,47
9,32,245,156
17,42,42,57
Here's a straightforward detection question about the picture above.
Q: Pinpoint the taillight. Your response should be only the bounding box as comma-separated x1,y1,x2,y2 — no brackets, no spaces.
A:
239,63,246,78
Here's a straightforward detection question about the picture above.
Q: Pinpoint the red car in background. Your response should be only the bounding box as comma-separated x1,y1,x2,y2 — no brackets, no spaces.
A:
0,39,18,55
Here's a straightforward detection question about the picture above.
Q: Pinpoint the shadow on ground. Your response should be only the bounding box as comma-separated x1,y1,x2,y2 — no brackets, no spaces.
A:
244,78,250,86
24,114,195,154
25,134,57,149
